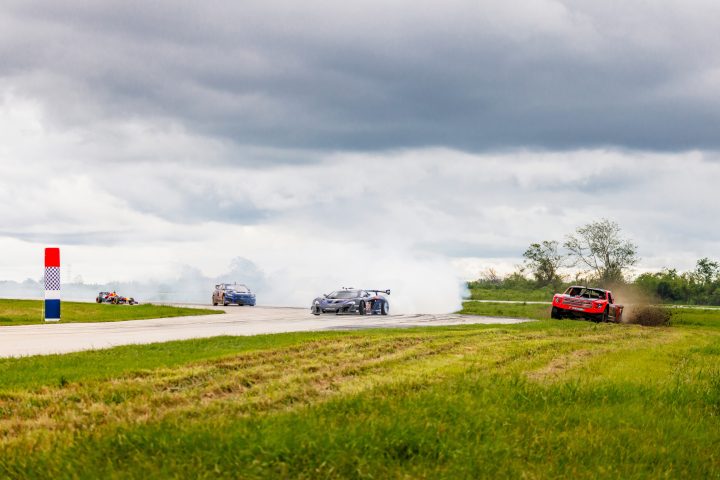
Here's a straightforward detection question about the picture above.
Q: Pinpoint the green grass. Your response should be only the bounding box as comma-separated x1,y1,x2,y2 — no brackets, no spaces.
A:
468,287,556,302
459,301,720,328
459,300,551,320
667,306,720,327
1,315,720,478
0,299,219,326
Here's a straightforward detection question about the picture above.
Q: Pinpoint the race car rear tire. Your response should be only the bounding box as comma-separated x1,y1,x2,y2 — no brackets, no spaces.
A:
381,301,389,315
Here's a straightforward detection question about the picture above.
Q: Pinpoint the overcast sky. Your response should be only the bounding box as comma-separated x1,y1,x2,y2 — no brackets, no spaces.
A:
1,1,719,310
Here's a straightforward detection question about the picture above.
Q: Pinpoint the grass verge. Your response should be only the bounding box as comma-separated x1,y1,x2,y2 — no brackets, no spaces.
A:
468,286,557,302
459,301,720,328
1,319,720,478
0,299,219,326
459,300,551,320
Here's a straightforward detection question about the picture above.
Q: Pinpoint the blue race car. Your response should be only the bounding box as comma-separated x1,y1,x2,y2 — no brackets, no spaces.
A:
311,288,390,316
212,283,256,306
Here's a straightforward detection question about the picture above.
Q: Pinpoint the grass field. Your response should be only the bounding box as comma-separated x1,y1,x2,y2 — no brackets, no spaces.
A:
460,301,551,320
468,287,556,302
459,301,720,327
0,299,219,326
1,313,720,478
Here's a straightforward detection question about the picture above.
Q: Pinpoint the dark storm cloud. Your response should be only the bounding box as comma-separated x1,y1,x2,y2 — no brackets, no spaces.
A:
3,0,720,155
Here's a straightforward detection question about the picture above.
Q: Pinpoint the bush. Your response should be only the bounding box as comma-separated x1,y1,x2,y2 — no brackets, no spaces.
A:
625,305,671,327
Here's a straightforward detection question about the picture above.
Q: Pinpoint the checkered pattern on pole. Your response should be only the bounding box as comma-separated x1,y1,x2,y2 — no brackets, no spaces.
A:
45,267,61,291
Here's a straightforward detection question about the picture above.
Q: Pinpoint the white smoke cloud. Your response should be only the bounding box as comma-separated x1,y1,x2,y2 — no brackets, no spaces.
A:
0,254,463,314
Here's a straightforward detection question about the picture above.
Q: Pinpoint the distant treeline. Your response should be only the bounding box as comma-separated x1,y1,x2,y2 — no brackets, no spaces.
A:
634,259,720,305
468,258,720,306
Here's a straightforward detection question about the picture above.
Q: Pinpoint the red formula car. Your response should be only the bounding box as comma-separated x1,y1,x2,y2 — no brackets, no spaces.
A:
551,286,623,323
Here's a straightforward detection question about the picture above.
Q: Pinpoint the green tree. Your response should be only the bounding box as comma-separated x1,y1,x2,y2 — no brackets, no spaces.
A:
694,258,719,285
523,240,564,286
564,219,638,285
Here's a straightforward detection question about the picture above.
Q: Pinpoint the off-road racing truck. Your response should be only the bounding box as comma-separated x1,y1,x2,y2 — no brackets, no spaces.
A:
551,286,623,323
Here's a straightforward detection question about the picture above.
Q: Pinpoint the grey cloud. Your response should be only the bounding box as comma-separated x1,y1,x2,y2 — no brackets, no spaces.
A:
0,231,131,246
2,1,720,154
417,241,523,258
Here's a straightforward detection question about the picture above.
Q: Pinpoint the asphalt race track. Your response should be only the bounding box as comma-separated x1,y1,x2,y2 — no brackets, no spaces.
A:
0,306,532,358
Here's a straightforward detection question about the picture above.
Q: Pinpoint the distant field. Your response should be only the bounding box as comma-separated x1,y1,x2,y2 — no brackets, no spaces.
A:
0,299,219,326
468,287,556,302
1,318,720,478
459,300,551,320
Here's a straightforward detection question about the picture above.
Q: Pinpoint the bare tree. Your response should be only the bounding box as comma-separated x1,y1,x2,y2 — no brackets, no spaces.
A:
480,267,502,284
523,240,564,286
564,219,638,284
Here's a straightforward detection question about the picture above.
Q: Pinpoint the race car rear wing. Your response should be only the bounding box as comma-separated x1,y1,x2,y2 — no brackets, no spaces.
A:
367,289,391,295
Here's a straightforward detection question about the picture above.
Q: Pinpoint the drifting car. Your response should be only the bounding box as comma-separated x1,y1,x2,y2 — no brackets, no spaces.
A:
212,283,256,306
311,288,390,316
551,286,623,323
96,291,137,305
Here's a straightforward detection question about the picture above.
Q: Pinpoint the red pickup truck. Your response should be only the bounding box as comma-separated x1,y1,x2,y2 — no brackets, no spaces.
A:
551,286,624,323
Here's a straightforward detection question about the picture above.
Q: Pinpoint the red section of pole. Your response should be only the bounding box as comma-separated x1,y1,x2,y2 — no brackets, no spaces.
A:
45,248,60,267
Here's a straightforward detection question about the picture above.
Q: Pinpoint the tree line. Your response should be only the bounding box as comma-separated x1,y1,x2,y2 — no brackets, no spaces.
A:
469,219,720,306
634,259,720,305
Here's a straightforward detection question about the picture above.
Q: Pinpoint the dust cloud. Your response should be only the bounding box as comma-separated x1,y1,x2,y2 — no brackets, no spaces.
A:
607,284,670,326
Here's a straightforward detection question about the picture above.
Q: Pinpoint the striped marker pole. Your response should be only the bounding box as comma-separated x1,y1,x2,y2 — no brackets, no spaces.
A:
44,248,61,322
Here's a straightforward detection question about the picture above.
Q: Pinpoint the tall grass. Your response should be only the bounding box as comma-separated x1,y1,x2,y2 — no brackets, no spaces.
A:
1,320,719,478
